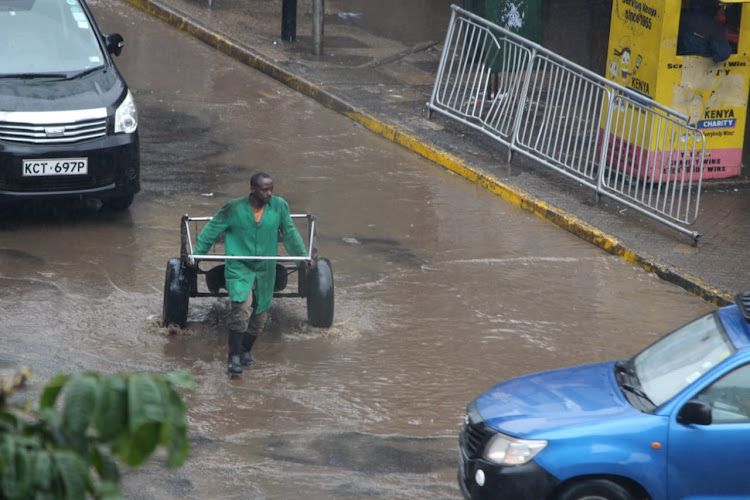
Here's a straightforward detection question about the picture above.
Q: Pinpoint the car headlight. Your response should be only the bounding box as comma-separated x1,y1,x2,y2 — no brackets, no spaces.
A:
115,90,138,134
483,433,547,465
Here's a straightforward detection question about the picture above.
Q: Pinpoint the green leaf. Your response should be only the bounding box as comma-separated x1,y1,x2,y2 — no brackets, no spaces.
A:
62,375,99,436
96,480,123,500
1,371,192,500
53,450,89,500
33,492,58,500
92,445,119,483
127,374,166,433
48,422,76,453
158,383,189,468
0,434,18,498
38,407,62,428
0,432,12,476
32,450,53,491
15,446,33,499
39,374,70,410
2,443,34,500
114,423,160,467
94,376,128,442
0,410,20,431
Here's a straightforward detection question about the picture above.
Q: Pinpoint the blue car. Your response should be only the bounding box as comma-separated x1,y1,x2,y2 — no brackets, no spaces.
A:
459,292,750,500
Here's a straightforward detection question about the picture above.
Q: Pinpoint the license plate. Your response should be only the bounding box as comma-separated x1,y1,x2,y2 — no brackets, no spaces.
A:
22,158,88,176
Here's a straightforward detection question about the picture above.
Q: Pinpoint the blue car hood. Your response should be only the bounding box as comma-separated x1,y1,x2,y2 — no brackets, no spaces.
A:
475,361,637,438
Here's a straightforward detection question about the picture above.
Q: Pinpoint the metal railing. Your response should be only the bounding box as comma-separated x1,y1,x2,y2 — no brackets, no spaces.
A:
428,5,705,244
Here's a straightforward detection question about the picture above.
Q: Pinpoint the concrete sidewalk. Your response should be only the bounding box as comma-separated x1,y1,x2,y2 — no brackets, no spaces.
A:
122,0,750,305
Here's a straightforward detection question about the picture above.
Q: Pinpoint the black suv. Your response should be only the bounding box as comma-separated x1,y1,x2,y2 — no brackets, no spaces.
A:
0,0,139,210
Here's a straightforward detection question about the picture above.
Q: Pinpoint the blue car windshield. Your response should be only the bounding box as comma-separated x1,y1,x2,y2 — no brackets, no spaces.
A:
0,0,105,76
634,313,735,407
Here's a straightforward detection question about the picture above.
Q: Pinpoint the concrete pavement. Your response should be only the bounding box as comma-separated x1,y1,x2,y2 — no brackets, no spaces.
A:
121,0,750,306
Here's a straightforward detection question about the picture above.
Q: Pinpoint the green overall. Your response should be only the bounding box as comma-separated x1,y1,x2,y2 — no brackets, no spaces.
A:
194,195,307,314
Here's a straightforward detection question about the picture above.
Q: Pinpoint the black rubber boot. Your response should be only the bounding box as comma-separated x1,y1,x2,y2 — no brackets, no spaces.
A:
227,330,243,374
240,332,258,366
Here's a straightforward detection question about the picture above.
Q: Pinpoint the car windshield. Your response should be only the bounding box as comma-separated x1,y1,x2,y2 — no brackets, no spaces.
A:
0,0,105,76
633,312,735,407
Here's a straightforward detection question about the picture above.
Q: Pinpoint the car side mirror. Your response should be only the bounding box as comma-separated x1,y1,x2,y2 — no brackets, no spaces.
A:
677,399,712,426
105,33,124,57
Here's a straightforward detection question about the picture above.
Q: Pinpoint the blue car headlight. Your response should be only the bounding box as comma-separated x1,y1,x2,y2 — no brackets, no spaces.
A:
483,433,547,465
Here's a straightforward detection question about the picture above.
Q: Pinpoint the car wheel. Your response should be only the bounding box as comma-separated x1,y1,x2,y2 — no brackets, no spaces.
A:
104,194,134,211
163,258,190,328
556,479,636,500
306,258,334,328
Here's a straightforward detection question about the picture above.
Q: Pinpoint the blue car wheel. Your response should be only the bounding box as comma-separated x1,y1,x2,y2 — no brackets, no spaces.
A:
556,479,635,500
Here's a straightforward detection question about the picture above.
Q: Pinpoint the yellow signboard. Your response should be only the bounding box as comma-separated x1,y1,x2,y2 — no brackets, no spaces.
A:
606,0,663,99
605,0,750,179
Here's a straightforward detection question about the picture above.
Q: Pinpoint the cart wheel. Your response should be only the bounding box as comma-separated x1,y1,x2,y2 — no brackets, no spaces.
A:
204,264,226,293
163,258,190,328
298,264,309,297
306,258,334,328
274,263,289,291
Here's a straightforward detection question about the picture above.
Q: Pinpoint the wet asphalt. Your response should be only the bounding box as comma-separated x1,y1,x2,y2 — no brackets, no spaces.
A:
119,0,750,305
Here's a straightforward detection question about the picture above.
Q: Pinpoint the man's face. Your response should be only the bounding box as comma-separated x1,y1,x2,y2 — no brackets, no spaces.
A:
251,177,274,205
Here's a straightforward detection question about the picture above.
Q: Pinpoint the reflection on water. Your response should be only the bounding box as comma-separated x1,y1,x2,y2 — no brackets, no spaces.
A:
0,2,718,498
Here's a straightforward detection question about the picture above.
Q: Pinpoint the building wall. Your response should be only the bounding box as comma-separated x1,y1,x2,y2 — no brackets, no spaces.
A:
542,0,613,73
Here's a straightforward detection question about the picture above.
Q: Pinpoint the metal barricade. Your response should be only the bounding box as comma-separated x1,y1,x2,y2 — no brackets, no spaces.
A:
431,13,533,148
602,95,704,234
513,52,611,185
428,5,705,244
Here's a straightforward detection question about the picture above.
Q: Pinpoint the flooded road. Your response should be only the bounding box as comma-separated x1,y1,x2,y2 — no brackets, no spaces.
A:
0,1,716,498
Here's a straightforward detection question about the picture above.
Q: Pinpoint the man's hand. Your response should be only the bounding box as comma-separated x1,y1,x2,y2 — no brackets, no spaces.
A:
304,258,317,270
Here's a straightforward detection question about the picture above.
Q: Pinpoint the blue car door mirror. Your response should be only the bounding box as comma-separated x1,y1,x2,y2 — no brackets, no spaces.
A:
677,399,713,426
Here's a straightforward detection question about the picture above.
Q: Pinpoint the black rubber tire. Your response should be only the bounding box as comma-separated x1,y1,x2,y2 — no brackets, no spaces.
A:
556,479,636,500
306,258,334,328
298,264,309,297
296,232,318,297
274,263,288,292
163,258,190,328
204,264,226,294
104,194,134,211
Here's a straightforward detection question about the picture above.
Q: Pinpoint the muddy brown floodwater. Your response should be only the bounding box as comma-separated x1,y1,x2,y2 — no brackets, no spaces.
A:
0,1,715,499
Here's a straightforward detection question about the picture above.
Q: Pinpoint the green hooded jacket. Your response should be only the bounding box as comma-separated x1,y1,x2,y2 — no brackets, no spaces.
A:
194,195,307,312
